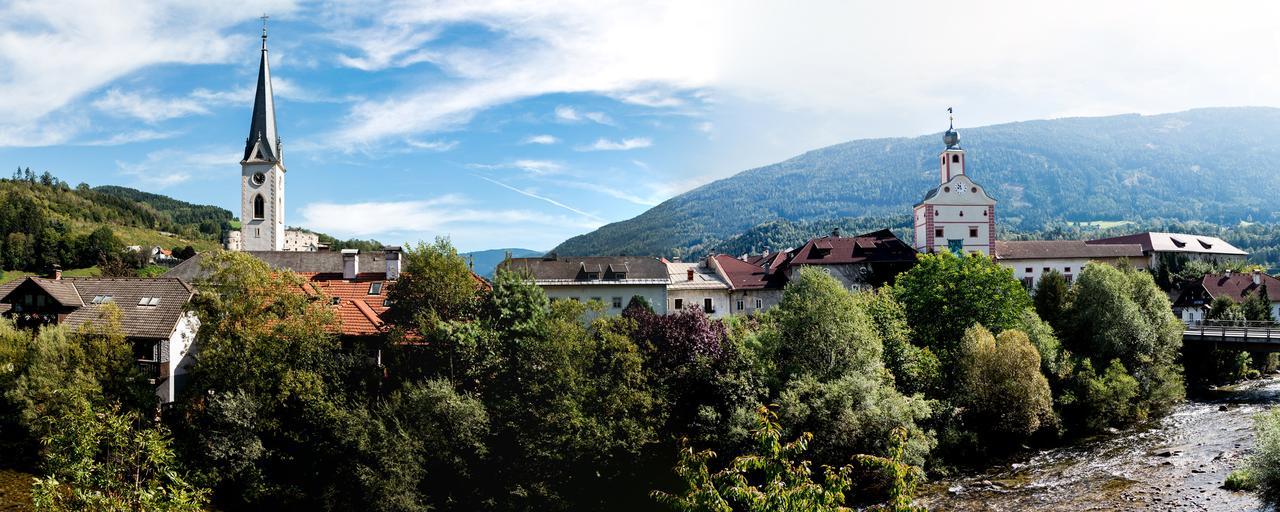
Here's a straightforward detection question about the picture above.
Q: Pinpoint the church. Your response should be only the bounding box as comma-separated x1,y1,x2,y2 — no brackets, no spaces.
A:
225,24,321,252
912,115,997,256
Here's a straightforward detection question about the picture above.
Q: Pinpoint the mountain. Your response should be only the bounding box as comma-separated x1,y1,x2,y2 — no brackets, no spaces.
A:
93,185,233,237
463,248,544,277
554,107,1280,258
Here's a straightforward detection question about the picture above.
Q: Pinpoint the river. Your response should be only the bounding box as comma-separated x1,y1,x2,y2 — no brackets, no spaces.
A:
918,375,1280,511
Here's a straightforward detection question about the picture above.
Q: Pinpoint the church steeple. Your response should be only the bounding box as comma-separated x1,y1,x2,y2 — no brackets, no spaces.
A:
243,15,281,163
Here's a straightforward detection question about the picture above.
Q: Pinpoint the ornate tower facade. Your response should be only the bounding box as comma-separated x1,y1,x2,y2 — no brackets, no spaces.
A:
912,113,997,256
240,23,286,252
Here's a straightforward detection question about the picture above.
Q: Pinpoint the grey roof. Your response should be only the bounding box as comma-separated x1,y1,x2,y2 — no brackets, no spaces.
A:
994,240,1146,260
501,256,668,284
1089,232,1248,256
0,277,193,339
243,36,280,163
164,251,391,282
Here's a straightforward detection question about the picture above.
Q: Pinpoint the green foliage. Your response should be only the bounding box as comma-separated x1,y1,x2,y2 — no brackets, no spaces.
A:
1062,263,1184,422
553,107,1280,259
384,237,481,331
651,407,858,512
955,326,1054,445
1032,270,1069,331
771,268,882,381
1248,407,1280,504
892,252,1032,370
31,402,208,511
863,289,940,397
1243,288,1274,322
1057,359,1140,433
1015,309,1066,379
1224,469,1257,491
1208,295,1245,324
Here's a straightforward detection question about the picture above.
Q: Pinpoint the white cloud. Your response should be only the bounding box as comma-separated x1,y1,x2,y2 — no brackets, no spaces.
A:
579,137,652,151
583,111,614,126
468,159,563,175
522,134,559,145
0,0,297,146
115,147,235,188
93,89,210,123
83,129,177,146
297,196,601,251
405,139,459,151
554,105,581,121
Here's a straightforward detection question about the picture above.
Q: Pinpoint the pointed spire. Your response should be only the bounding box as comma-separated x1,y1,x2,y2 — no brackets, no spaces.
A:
244,15,280,163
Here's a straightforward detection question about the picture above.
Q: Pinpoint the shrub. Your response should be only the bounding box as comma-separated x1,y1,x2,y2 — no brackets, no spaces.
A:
955,325,1054,445
1224,468,1256,491
1248,408,1280,504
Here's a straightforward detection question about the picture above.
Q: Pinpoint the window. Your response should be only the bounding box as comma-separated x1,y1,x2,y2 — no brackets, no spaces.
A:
91,295,113,304
591,297,601,304
674,298,683,310
1024,267,1033,273
253,194,265,219
755,298,763,309
704,298,714,313
1064,267,1071,273
23,294,32,305
968,227,978,238
1021,277,1034,289
959,210,964,217
1043,267,1050,273
1065,274,1074,284
952,154,960,163
570,297,581,302
137,297,160,307
935,228,944,238
368,282,383,295
330,297,341,306
948,239,964,255
383,299,396,307
35,295,45,307
737,299,745,311
612,297,623,309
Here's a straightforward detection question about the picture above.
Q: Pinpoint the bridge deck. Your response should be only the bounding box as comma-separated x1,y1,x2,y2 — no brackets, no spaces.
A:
1183,321,1280,351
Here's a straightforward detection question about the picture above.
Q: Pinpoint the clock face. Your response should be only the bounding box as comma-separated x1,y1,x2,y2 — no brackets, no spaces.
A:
955,182,967,193
251,172,266,186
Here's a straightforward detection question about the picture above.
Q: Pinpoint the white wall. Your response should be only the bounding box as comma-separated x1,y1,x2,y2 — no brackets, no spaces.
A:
1000,256,1148,290
667,288,733,318
159,311,200,404
541,284,668,315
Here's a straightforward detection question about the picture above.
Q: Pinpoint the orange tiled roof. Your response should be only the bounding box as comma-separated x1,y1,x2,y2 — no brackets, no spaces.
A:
297,272,391,337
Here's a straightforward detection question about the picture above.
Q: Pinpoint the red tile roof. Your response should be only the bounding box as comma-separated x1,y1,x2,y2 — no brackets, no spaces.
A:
787,229,916,266
712,255,784,290
1199,272,1280,302
298,272,390,337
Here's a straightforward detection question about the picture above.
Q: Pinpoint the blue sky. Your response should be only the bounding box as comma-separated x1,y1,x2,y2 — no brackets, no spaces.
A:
3,1,1280,251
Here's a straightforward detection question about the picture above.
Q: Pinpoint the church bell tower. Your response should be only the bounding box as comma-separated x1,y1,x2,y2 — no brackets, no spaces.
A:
240,16,286,252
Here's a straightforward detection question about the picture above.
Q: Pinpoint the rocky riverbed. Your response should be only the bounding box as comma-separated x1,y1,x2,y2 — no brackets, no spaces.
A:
918,375,1280,511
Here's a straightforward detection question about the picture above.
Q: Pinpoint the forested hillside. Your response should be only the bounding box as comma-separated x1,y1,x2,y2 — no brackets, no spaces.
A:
555,107,1280,257
0,170,230,272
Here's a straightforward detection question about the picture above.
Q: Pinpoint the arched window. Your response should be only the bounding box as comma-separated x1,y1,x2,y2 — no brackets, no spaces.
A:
253,194,265,220
952,154,960,163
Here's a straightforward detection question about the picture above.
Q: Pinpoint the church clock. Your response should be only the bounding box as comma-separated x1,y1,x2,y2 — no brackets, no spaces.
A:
251,172,266,186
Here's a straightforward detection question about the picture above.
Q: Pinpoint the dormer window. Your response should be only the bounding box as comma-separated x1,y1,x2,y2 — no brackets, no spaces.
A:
137,297,160,307
1198,240,1213,250
91,295,113,304
368,282,383,295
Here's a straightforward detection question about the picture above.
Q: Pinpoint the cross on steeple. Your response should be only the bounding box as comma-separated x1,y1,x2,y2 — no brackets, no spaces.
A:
260,14,269,48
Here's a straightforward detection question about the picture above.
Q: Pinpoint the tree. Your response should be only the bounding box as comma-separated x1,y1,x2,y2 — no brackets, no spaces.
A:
384,238,480,331
31,401,209,511
1062,263,1184,421
1243,288,1274,322
1247,407,1280,505
651,407,857,512
1208,295,1245,325
955,325,1054,445
860,289,939,398
892,252,1032,368
1032,270,1069,331
78,226,122,267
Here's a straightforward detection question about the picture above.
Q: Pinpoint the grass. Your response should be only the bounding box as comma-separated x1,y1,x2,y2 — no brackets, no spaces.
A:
0,267,99,285
1224,468,1257,491
0,468,34,511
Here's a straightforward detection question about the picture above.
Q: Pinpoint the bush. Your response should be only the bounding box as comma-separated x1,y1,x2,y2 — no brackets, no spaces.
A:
1058,359,1140,433
1248,408,1280,503
1224,468,1256,491
955,325,1055,445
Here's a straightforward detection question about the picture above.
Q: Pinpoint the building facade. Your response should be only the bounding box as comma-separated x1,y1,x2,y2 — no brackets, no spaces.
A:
501,255,670,314
1172,270,1280,323
994,240,1148,289
784,229,917,289
665,260,733,317
1089,232,1248,271
912,119,997,256
0,274,199,403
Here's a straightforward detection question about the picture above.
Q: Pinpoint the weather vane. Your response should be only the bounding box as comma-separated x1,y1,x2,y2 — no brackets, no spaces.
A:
947,107,954,128
261,14,269,42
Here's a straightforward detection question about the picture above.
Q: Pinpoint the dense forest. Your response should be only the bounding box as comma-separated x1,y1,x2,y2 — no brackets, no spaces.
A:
556,107,1280,258
1,240,1226,511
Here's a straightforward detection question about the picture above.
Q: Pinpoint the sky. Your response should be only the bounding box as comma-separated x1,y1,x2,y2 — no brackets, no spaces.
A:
3,1,1280,252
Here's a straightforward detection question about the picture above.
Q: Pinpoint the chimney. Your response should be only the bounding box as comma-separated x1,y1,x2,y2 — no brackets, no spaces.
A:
1254,269,1262,286
384,246,402,281
51,264,62,281
342,249,360,280
832,227,841,237
1225,269,1232,279
687,268,695,281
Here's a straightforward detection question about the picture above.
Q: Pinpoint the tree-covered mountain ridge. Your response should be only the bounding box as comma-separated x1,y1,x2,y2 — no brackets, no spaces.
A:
554,107,1280,258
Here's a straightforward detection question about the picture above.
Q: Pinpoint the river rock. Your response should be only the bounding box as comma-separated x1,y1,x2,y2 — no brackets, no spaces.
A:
1220,405,1229,411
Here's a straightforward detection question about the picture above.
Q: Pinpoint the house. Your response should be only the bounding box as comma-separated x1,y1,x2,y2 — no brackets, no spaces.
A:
994,240,1148,289
708,254,787,314
501,254,669,314
1088,232,1247,271
665,260,732,317
0,271,198,404
784,228,917,289
167,247,409,340
1172,270,1280,323
912,116,997,256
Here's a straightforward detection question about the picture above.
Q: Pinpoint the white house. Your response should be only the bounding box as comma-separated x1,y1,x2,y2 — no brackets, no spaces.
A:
501,255,670,314
994,240,1148,289
1172,270,1280,323
665,260,733,317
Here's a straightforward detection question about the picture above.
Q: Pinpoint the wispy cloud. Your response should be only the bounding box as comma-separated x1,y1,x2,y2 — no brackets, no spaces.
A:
474,175,602,221
469,159,564,176
405,139,459,151
578,137,652,151
82,129,177,146
93,89,210,123
115,147,234,188
522,134,559,145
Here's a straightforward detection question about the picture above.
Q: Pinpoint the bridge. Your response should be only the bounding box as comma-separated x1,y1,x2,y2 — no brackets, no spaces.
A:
1183,320,1280,351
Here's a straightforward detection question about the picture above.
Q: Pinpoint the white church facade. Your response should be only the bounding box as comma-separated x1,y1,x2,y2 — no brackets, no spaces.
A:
912,117,997,256
225,25,320,253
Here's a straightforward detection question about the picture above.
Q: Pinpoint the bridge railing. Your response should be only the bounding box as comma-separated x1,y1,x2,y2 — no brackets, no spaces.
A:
1184,319,1280,343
